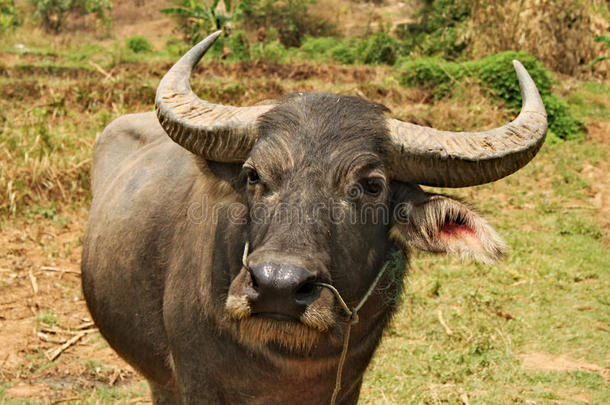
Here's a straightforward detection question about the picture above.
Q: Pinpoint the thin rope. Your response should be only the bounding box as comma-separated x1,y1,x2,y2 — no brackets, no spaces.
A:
242,241,250,272
330,319,352,405
316,261,390,405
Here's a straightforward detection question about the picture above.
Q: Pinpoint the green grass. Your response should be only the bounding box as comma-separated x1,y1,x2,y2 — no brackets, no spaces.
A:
568,81,610,122
35,310,59,328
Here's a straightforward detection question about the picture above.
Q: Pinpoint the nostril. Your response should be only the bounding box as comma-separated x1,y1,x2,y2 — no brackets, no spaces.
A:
296,283,314,296
295,283,321,304
250,272,259,291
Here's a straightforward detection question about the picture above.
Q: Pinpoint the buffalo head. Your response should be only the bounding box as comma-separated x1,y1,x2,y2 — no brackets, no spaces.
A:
154,31,546,354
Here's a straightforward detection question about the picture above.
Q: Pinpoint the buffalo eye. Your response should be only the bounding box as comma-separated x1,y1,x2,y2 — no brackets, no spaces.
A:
245,167,260,186
361,177,384,197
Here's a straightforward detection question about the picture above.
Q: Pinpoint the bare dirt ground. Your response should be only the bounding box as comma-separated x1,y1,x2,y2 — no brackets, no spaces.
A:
0,210,144,402
109,0,173,49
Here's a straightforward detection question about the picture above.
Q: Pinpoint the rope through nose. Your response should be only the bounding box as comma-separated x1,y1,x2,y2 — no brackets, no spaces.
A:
242,241,252,274
315,261,390,405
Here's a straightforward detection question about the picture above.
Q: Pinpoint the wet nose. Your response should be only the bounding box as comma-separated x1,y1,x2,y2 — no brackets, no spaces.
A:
248,262,321,320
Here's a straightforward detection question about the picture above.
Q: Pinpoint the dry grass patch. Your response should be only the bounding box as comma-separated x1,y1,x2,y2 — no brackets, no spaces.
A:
468,0,610,78
520,352,610,381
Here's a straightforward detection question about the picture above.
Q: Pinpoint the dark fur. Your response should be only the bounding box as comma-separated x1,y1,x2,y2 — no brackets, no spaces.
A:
82,93,504,404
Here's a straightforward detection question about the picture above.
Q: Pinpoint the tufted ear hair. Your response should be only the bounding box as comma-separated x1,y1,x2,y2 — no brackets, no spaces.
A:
389,183,506,264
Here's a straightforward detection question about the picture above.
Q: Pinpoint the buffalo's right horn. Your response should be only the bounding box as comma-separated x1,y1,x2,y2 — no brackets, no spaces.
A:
155,31,274,162
386,60,547,187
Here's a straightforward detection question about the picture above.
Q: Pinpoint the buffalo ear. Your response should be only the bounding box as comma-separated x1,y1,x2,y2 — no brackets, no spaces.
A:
390,194,506,263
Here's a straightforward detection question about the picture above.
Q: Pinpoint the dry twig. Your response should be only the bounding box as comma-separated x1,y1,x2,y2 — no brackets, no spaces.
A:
40,266,80,275
41,326,96,336
89,60,113,80
45,331,87,361
52,397,80,404
109,368,121,386
37,332,64,344
0,354,9,375
28,269,38,294
437,308,454,336
75,321,95,330
460,390,471,405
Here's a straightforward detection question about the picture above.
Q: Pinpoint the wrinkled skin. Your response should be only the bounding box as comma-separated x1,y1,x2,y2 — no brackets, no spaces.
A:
82,94,505,404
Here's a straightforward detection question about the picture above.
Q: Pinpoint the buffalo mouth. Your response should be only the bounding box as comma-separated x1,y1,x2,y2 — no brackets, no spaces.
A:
225,267,337,352
253,312,299,322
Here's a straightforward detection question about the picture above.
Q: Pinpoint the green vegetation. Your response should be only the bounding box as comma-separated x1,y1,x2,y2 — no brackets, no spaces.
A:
28,0,113,32
357,30,400,65
157,1,602,144
36,310,59,327
590,34,610,66
398,51,583,141
0,0,21,31
240,0,334,47
298,31,400,65
161,0,245,44
152,0,602,143
126,35,152,54
396,0,470,59
568,81,610,121
162,0,334,48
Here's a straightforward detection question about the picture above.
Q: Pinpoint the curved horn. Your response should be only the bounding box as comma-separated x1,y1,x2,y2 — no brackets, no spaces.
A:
386,60,547,187
155,31,274,162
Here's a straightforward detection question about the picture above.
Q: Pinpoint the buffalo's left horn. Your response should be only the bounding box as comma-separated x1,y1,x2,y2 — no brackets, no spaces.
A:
155,31,274,162
386,60,547,187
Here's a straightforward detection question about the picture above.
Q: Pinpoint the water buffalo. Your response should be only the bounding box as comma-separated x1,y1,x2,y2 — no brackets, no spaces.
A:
81,31,547,404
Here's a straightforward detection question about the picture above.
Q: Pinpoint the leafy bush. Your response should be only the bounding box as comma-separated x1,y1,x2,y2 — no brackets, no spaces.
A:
0,0,21,31
398,51,582,141
472,51,552,108
224,29,251,61
394,0,470,59
161,0,245,45
28,0,112,32
399,51,551,101
295,36,358,64
469,52,578,138
356,30,400,65
165,36,189,57
260,39,288,62
329,39,357,64
198,29,253,61
300,36,339,58
422,0,470,33
126,36,153,53
398,56,466,96
542,94,582,142
250,38,286,62
299,34,400,65
240,0,334,47
417,26,467,59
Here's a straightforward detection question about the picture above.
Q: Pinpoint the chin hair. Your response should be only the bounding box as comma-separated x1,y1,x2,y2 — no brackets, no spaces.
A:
225,295,338,353
235,317,325,353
